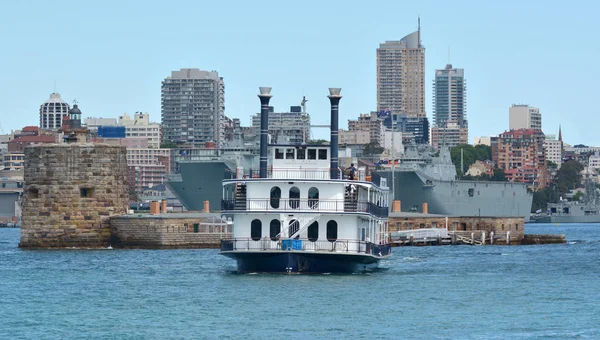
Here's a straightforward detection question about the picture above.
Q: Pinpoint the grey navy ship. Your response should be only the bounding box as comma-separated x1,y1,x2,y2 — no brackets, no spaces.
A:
169,140,534,219
375,144,533,219
540,172,600,223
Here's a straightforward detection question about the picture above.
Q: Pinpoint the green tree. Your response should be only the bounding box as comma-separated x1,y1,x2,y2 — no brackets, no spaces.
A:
491,168,507,181
573,191,584,202
450,144,476,177
474,144,492,162
555,160,584,196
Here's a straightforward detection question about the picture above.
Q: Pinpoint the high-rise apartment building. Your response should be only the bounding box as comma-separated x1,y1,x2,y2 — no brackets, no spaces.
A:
161,68,225,147
39,93,70,130
376,22,425,119
509,104,541,130
431,64,468,149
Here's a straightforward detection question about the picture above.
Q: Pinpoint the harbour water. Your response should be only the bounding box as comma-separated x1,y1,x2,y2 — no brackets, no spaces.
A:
1,224,599,339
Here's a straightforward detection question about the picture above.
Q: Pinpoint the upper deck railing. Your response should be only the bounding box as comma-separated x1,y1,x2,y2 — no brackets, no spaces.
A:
224,168,388,188
221,198,388,218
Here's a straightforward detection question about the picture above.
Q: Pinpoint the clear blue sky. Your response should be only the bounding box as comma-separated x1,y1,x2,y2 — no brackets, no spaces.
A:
1,0,598,145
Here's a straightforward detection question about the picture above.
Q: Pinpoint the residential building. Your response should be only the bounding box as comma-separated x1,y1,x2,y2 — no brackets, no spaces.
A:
40,93,70,130
251,106,310,144
431,122,469,149
347,112,384,145
339,130,371,145
3,153,24,170
8,133,57,153
376,21,426,119
589,153,600,169
431,64,468,148
473,136,492,146
393,115,429,144
126,148,171,194
492,129,548,189
509,104,542,130
84,117,118,133
382,131,403,155
119,112,161,148
543,133,563,168
161,68,225,147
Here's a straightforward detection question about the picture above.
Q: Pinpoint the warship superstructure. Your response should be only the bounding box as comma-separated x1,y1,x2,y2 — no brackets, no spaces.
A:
375,144,533,219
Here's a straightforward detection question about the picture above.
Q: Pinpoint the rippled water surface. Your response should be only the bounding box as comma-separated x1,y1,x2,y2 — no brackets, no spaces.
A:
1,224,599,339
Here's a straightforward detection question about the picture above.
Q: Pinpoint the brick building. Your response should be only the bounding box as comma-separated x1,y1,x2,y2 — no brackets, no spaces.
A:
492,129,548,189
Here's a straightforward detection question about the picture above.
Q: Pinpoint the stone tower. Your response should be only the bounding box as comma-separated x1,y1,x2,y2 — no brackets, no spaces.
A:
19,143,129,248
20,102,128,248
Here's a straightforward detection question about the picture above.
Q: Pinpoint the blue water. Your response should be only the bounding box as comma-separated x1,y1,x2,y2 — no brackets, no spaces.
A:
1,225,599,339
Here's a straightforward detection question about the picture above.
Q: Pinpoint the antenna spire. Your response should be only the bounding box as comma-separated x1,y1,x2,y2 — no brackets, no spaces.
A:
418,16,421,46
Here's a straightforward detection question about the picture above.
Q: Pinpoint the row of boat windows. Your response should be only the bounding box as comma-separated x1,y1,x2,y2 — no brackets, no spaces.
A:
274,148,328,160
270,186,319,209
250,219,338,242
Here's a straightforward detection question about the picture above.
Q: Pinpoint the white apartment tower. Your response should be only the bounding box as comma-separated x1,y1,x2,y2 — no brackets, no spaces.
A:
509,104,542,130
376,20,426,118
161,68,225,147
39,93,70,130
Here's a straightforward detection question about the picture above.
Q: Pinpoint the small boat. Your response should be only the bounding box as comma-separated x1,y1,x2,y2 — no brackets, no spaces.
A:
219,87,391,273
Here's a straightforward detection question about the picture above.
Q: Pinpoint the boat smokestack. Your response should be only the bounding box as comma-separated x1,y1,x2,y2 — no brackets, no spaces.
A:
328,88,342,179
258,87,272,178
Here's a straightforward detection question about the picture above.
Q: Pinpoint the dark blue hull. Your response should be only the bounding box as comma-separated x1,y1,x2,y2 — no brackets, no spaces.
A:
222,252,384,273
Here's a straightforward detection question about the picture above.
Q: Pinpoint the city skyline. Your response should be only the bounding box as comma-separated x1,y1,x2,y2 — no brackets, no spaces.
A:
1,1,598,145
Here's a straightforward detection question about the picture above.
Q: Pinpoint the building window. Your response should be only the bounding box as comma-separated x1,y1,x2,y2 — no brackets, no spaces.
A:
288,219,300,239
308,187,319,209
269,219,281,241
270,186,281,209
326,220,338,242
308,222,318,242
289,186,300,209
193,223,199,233
251,219,262,241
80,187,95,198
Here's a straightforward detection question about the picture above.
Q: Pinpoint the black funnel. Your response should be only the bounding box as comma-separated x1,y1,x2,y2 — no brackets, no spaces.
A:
258,87,272,178
328,88,342,179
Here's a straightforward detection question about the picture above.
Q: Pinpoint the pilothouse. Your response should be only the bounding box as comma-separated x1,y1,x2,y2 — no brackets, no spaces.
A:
219,87,391,273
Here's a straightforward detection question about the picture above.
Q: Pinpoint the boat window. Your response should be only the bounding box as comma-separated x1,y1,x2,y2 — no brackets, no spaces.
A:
361,228,366,241
270,186,281,209
296,148,306,160
326,220,338,242
468,188,474,197
308,187,319,209
307,149,317,160
289,186,300,209
269,219,281,241
285,148,295,159
318,149,328,160
289,219,300,239
308,222,318,242
275,148,284,159
251,219,262,241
